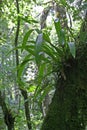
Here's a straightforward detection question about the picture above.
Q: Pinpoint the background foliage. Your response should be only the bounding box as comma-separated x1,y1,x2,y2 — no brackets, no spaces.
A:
0,0,87,129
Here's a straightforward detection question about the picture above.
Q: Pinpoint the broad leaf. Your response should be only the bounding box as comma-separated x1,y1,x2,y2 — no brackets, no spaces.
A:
24,45,35,55
54,20,66,45
43,44,58,61
38,63,46,78
18,54,33,78
22,29,34,52
68,42,76,58
20,16,38,24
43,32,51,43
47,42,64,57
35,33,43,66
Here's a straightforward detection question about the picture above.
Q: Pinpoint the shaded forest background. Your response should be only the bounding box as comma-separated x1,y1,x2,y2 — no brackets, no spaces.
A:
0,0,87,130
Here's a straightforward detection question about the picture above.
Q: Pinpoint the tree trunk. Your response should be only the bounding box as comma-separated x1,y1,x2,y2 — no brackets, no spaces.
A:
41,12,87,130
20,88,32,130
7,123,14,130
0,91,15,130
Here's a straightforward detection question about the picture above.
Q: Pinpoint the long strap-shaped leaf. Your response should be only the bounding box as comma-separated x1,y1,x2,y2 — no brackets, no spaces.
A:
35,33,43,66
54,19,66,45
22,29,34,52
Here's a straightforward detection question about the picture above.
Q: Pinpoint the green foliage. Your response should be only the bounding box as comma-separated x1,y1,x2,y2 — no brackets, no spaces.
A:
22,29,34,52
35,33,43,66
68,42,76,58
0,0,87,129
54,19,65,45
18,15,77,103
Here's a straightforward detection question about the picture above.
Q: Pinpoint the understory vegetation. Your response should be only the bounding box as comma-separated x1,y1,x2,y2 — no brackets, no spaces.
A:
0,0,87,130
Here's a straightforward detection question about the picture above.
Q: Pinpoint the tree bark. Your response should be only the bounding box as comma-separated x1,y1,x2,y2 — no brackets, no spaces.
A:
20,88,32,130
41,11,87,130
0,91,15,130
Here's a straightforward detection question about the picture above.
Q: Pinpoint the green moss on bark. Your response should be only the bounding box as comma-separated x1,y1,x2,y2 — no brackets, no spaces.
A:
41,17,87,130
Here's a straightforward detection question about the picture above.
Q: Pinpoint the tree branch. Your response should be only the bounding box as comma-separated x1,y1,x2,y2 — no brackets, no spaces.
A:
14,0,32,129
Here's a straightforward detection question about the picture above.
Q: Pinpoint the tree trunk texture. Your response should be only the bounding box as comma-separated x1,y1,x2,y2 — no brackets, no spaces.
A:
20,88,32,130
0,91,15,130
41,13,87,130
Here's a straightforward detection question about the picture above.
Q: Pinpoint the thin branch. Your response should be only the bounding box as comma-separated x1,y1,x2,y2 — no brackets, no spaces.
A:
14,0,32,129
15,0,20,70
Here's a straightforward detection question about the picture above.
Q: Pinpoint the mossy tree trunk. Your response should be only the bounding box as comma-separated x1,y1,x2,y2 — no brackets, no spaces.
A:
41,13,87,130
